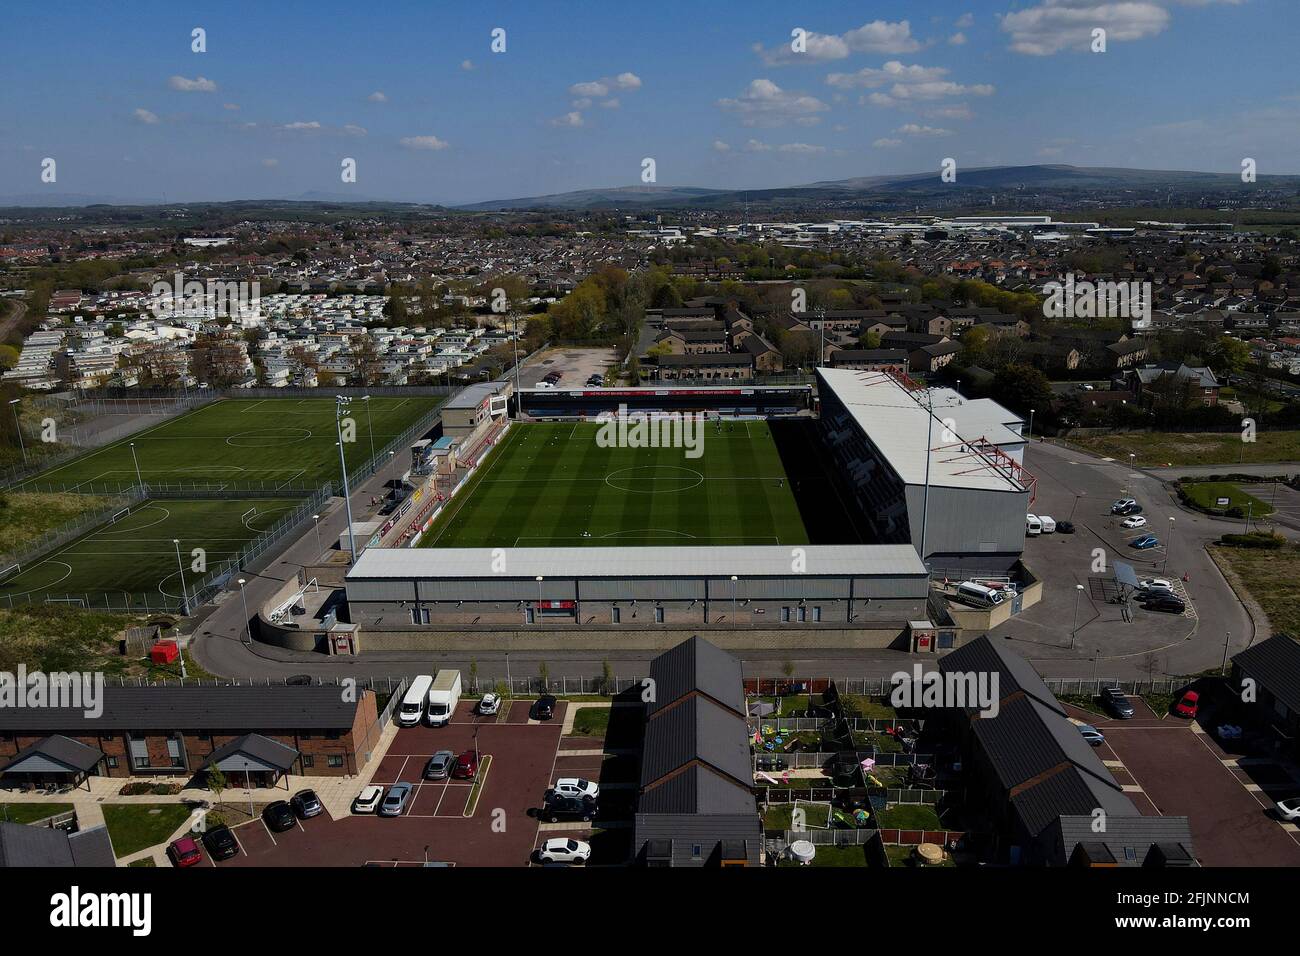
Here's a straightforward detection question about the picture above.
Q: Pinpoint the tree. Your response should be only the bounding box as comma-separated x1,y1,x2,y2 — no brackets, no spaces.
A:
991,363,1053,419
207,764,227,810
1205,336,1249,377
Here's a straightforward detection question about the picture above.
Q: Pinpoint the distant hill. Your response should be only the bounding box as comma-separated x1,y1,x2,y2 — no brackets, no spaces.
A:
458,185,731,211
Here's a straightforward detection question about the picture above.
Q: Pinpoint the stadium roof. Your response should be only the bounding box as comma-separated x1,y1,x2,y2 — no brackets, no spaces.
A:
347,544,928,581
818,367,1026,493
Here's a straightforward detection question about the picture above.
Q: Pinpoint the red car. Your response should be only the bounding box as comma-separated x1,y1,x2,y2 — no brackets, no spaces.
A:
1174,690,1200,719
168,836,203,867
453,749,479,780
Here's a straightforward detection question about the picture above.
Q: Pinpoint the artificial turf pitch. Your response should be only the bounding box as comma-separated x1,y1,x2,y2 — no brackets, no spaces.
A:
16,396,443,491
0,498,305,607
419,420,811,548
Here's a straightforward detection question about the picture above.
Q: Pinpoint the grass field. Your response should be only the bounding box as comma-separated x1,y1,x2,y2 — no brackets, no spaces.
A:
15,396,442,492
1180,481,1275,516
1063,430,1300,467
0,498,303,606
419,420,810,548
0,491,110,553
1211,544,1300,639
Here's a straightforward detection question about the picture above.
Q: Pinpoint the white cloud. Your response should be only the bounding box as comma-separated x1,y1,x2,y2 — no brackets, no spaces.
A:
548,111,585,128
568,72,642,99
873,137,903,148
400,134,450,150
343,124,367,137
755,19,921,64
898,123,953,137
949,32,968,45
133,108,159,125
223,103,240,111
600,98,621,109
614,72,642,90
955,13,975,29
828,61,949,90
717,79,829,127
926,103,974,120
1000,0,1184,56
368,91,387,103
741,139,826,154
830,61,995,107
571,97,593,110
168,75,217,93
570,80,608,97
280,121,322,131
461,59,474,71
712,139,732,152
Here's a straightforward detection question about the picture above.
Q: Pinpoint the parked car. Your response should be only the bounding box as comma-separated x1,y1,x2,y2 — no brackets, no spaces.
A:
537,837,591,865
1038,515,1057,533
1275,796,1300,822
352,785,383,814
290,789,323,819
1111,498,1138,514
1121,515,1148,529
263,801,297,832
425,750,456,780
542,792,597,824
535,380,554,390
1144,593,1186,614
1078,725,1106,747
1131,534,1159,550
1137,578,1174,594
453,749,479,780
1173,690,1200,719
530,694,557,720
477,693,502,716
553,777,600,800
1056,520,1076,534
168,836,203,867
202,825,239,861
1100,686,1135,719
379,783,413,817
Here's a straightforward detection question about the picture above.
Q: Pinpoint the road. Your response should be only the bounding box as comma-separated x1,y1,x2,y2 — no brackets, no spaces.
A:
192,433,1269,684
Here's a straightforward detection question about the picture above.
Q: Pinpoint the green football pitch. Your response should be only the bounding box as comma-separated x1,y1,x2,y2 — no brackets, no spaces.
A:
16,396,442,492
419,420,811,548
0,498,305,608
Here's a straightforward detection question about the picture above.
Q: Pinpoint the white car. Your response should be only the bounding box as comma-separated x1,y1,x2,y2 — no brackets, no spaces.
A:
352,785,383,814
537,837,591,865
1121,515,1148,529
1138,578,1173,592
552,777,600,800
1276,797,1300,822
478,693,502,716
535,380,554,390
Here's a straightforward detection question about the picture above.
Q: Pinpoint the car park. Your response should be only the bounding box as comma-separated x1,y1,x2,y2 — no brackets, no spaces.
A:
538,837,591,865
1131,534,1159,550
1100,686,1135,719
202,825,239,861
553,777,600,800
1143,593,1186,613
290,789,323,819
477,693,502,716
530,694,557,720
352,785,383,814
1111,498,1138,515
542,792,597,824
454,749,479,780
424,750,456,780
380,783,413,816
264,801,297,832
1174,691,1200,719
168,836,203,867
1078,725,1106,747
1276,796,1300,822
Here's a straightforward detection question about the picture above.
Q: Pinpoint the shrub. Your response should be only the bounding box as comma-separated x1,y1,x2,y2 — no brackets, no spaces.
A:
1219,532,1286,549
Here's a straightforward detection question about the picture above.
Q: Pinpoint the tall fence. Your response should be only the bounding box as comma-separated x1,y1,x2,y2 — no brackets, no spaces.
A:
0,488,145,572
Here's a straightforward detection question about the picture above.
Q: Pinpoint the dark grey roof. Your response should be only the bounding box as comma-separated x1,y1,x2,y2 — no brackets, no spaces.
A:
657,353,752,367
200,733,299,773
0,685,361,733
1233,635,1300,716
646,635,744,717
637,764,756,815
443,380,509,410
3,735,104,774
941,635,1069,718
1051,815,1196,867
639,695,751,791
0,822,116,868
632,814,760,867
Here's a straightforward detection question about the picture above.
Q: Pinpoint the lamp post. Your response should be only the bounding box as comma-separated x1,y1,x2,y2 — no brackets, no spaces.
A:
730,575,738,623
1163,517,1175,575
535,575,543,619
335,396,356,565
362,395,376,465
1070,583,1085,649
1221,631,1231,676
1027,407,1035,442
312,514,322,555
129,441,144,489
172,538,190,617
8,399,26,466
237,578,251,645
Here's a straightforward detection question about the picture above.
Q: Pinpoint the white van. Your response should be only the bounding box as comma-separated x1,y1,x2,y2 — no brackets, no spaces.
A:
397,674,434,726
425,670,462,727
1039,515,1056,534
1026,514,1042,536
955,581,1005,609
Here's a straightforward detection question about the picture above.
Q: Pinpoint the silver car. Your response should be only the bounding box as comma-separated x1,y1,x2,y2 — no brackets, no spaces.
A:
424,750,456,780
379,782,412,817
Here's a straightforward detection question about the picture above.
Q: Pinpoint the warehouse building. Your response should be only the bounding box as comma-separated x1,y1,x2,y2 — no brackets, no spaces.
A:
344,544,931,628
815,367,1033,575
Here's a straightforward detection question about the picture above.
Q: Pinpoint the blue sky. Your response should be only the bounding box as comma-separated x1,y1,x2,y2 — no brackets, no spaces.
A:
2,0,1297,204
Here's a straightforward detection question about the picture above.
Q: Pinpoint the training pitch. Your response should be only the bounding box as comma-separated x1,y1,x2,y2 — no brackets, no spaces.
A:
0,498,305,608
419,420,811,548
17,396,443,491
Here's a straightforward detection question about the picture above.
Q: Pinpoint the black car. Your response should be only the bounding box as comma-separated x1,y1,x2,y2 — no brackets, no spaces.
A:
1144,593,1186,614
290,789,323,818
1099,685,1135,719
1056,520,1076,534
263,801,297,832
201,824,239,861
542,792,597,824
530,694,557,721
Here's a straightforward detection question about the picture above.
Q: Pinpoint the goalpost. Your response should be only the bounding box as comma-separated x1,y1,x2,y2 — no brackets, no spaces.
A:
240,506,258,522
0,562,19,583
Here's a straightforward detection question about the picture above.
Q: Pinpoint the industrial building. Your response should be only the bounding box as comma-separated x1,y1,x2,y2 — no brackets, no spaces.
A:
815,367,1033,575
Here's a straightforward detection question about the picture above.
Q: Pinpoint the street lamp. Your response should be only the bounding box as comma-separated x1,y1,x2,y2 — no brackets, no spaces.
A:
1070,583,1085,649
172,538,190,617
1027,407,1035,442
237,578,251,645
535,575,544,617
8,399,26,466
362,395,376,465
730,574,738,623
312,514,322,555
1163,517,1175,575
335,397,357,565
129,441,144,489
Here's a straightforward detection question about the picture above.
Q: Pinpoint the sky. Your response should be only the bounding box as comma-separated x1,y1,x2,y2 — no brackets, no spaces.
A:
2,0,1297,205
